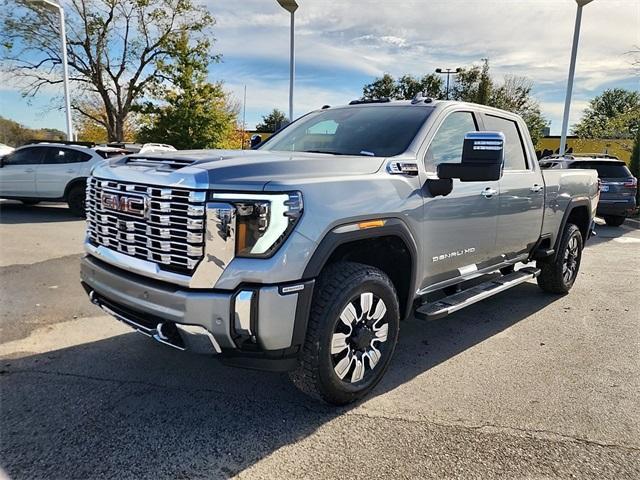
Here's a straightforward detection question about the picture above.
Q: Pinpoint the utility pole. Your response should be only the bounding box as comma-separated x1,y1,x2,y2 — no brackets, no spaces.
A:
559,0,596,157
435,67,462,100
276,0,298,123
36,0,73,140
241,85,247,149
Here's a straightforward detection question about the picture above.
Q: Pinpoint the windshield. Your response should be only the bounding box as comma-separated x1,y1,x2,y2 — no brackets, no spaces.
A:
259,105,433,157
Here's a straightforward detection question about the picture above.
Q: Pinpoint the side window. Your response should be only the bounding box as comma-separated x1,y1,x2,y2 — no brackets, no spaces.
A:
3,148,43,166
42,148,92,164
482,115,527,170
425,111,477,172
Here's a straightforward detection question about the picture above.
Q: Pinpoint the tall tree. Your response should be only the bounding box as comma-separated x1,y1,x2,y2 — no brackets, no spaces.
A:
136,32,238,150
452,58,493,104
630,130,640,205
363,73,443,100
1,0,214,142
255,109,288,133
363,73,398,99
573,89,640,139
360,59,548,145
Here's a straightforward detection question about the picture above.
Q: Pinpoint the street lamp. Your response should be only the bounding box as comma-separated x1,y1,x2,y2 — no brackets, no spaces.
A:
559,0,596,156
35,0,73,140
435,67,461,100
276,0,298,123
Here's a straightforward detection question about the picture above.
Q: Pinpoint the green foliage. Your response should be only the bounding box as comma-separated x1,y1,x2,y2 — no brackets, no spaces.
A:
1,0,216,142
255,109,289,133
0,116,65,146
573,89,640,139
360,59,548,145
136,32,238,149
363,73,444,100
630,130,640,205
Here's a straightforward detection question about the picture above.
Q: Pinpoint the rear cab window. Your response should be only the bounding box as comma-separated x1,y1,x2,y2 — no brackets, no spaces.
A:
482,114,528,170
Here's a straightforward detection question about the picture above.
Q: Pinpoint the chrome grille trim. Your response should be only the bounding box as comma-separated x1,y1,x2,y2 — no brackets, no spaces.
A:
86,177,206,274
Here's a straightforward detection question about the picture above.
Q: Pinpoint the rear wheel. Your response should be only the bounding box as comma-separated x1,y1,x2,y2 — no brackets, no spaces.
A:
67,184,86,217
603,215,625,227
536,223,583,294
289,261,400,405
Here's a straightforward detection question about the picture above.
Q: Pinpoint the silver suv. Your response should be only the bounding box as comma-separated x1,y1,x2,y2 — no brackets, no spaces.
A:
81,98,599,404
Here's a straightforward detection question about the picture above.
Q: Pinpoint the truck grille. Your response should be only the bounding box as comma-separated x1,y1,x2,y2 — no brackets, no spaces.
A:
86,177,207,275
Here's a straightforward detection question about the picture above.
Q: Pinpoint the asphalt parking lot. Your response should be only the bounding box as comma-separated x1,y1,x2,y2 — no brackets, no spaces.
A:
1,200,639,479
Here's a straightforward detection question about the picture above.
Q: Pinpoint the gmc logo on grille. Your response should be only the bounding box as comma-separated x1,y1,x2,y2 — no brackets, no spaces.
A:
101,193,149,218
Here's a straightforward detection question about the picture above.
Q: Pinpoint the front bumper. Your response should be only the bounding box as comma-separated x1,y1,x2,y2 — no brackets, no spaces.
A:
81,254,314,371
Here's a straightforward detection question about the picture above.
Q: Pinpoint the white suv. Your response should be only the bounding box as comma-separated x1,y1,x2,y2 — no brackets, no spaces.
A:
0,142,116,216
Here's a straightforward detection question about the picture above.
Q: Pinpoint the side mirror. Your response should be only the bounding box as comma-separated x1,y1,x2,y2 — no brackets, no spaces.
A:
250,134,262,149
437,131,505,182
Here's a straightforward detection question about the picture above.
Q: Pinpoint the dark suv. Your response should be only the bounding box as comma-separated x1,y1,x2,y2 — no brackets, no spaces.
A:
540,154,637,227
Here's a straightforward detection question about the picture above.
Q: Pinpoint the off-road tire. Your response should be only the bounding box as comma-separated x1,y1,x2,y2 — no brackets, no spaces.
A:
536,223,583,294
67,185,86,217
289,261,400,405
603,215,625,227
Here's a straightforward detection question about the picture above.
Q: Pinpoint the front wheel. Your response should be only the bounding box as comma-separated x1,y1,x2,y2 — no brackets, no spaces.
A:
67,184,86,217
536,223,583,294
289,261,400,405
603,215,625,227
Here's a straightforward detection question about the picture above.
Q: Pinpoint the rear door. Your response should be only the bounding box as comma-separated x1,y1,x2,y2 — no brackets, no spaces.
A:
483,114,545,259
0,147,45,197
36,147,92,198
421,110,500,288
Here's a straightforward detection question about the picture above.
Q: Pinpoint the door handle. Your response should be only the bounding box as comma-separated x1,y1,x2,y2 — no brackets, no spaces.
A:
481,187,498,198
530,184,544,193
24,168,35,173
66,169,75,173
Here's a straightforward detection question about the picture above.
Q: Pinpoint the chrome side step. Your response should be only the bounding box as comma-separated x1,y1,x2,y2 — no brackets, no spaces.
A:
415,267,541,321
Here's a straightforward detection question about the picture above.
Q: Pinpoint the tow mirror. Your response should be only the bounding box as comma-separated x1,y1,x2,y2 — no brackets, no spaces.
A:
437,131,505,182
250,134,262,149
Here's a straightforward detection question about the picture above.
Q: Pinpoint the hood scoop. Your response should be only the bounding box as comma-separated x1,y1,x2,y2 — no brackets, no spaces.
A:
124,156,196,171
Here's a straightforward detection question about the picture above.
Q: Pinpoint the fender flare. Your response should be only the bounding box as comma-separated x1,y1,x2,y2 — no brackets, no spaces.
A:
302,217,419,320
552,197,593,259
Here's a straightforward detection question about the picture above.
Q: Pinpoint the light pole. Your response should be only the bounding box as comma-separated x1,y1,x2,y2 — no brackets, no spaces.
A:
435,67,461,100
559,0,595,156
35,0,73,140
276,0,298,123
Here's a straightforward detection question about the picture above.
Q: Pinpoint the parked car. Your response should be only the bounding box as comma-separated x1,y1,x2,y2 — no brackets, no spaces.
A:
81,98,599,405
0,143,15,157
540,154,637,226
100,142,176,154
0,141,111,216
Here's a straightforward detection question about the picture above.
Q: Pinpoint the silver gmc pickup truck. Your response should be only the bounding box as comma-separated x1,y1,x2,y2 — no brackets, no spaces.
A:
81,97,599,404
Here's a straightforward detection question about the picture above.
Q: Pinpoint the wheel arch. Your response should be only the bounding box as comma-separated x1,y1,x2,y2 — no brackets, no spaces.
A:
63,176,88,200
303,218,418,321
553,198,592,259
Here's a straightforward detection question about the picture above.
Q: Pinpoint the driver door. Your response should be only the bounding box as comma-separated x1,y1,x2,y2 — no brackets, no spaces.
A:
420,110,500,289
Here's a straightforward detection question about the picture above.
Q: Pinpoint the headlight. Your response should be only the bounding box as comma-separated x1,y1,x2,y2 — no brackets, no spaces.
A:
212,192,303,258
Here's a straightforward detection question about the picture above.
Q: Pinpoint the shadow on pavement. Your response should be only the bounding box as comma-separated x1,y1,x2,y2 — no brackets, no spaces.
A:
0,201,80,224
0,282,562,479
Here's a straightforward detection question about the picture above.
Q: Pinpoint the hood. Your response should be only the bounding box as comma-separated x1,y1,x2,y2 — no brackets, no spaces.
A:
98,149,387,191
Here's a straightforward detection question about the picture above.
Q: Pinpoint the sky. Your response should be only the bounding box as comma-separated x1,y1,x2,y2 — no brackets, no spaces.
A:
0,0,638,134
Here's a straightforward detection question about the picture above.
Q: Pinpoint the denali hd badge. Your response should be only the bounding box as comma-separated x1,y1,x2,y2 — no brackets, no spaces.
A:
432,247,476,262
101,193,149,218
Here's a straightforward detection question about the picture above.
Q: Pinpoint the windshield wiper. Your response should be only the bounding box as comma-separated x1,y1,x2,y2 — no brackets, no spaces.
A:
303,149,351,155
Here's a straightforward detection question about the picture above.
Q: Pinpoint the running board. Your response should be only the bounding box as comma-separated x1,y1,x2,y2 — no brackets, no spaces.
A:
415,267,541,321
